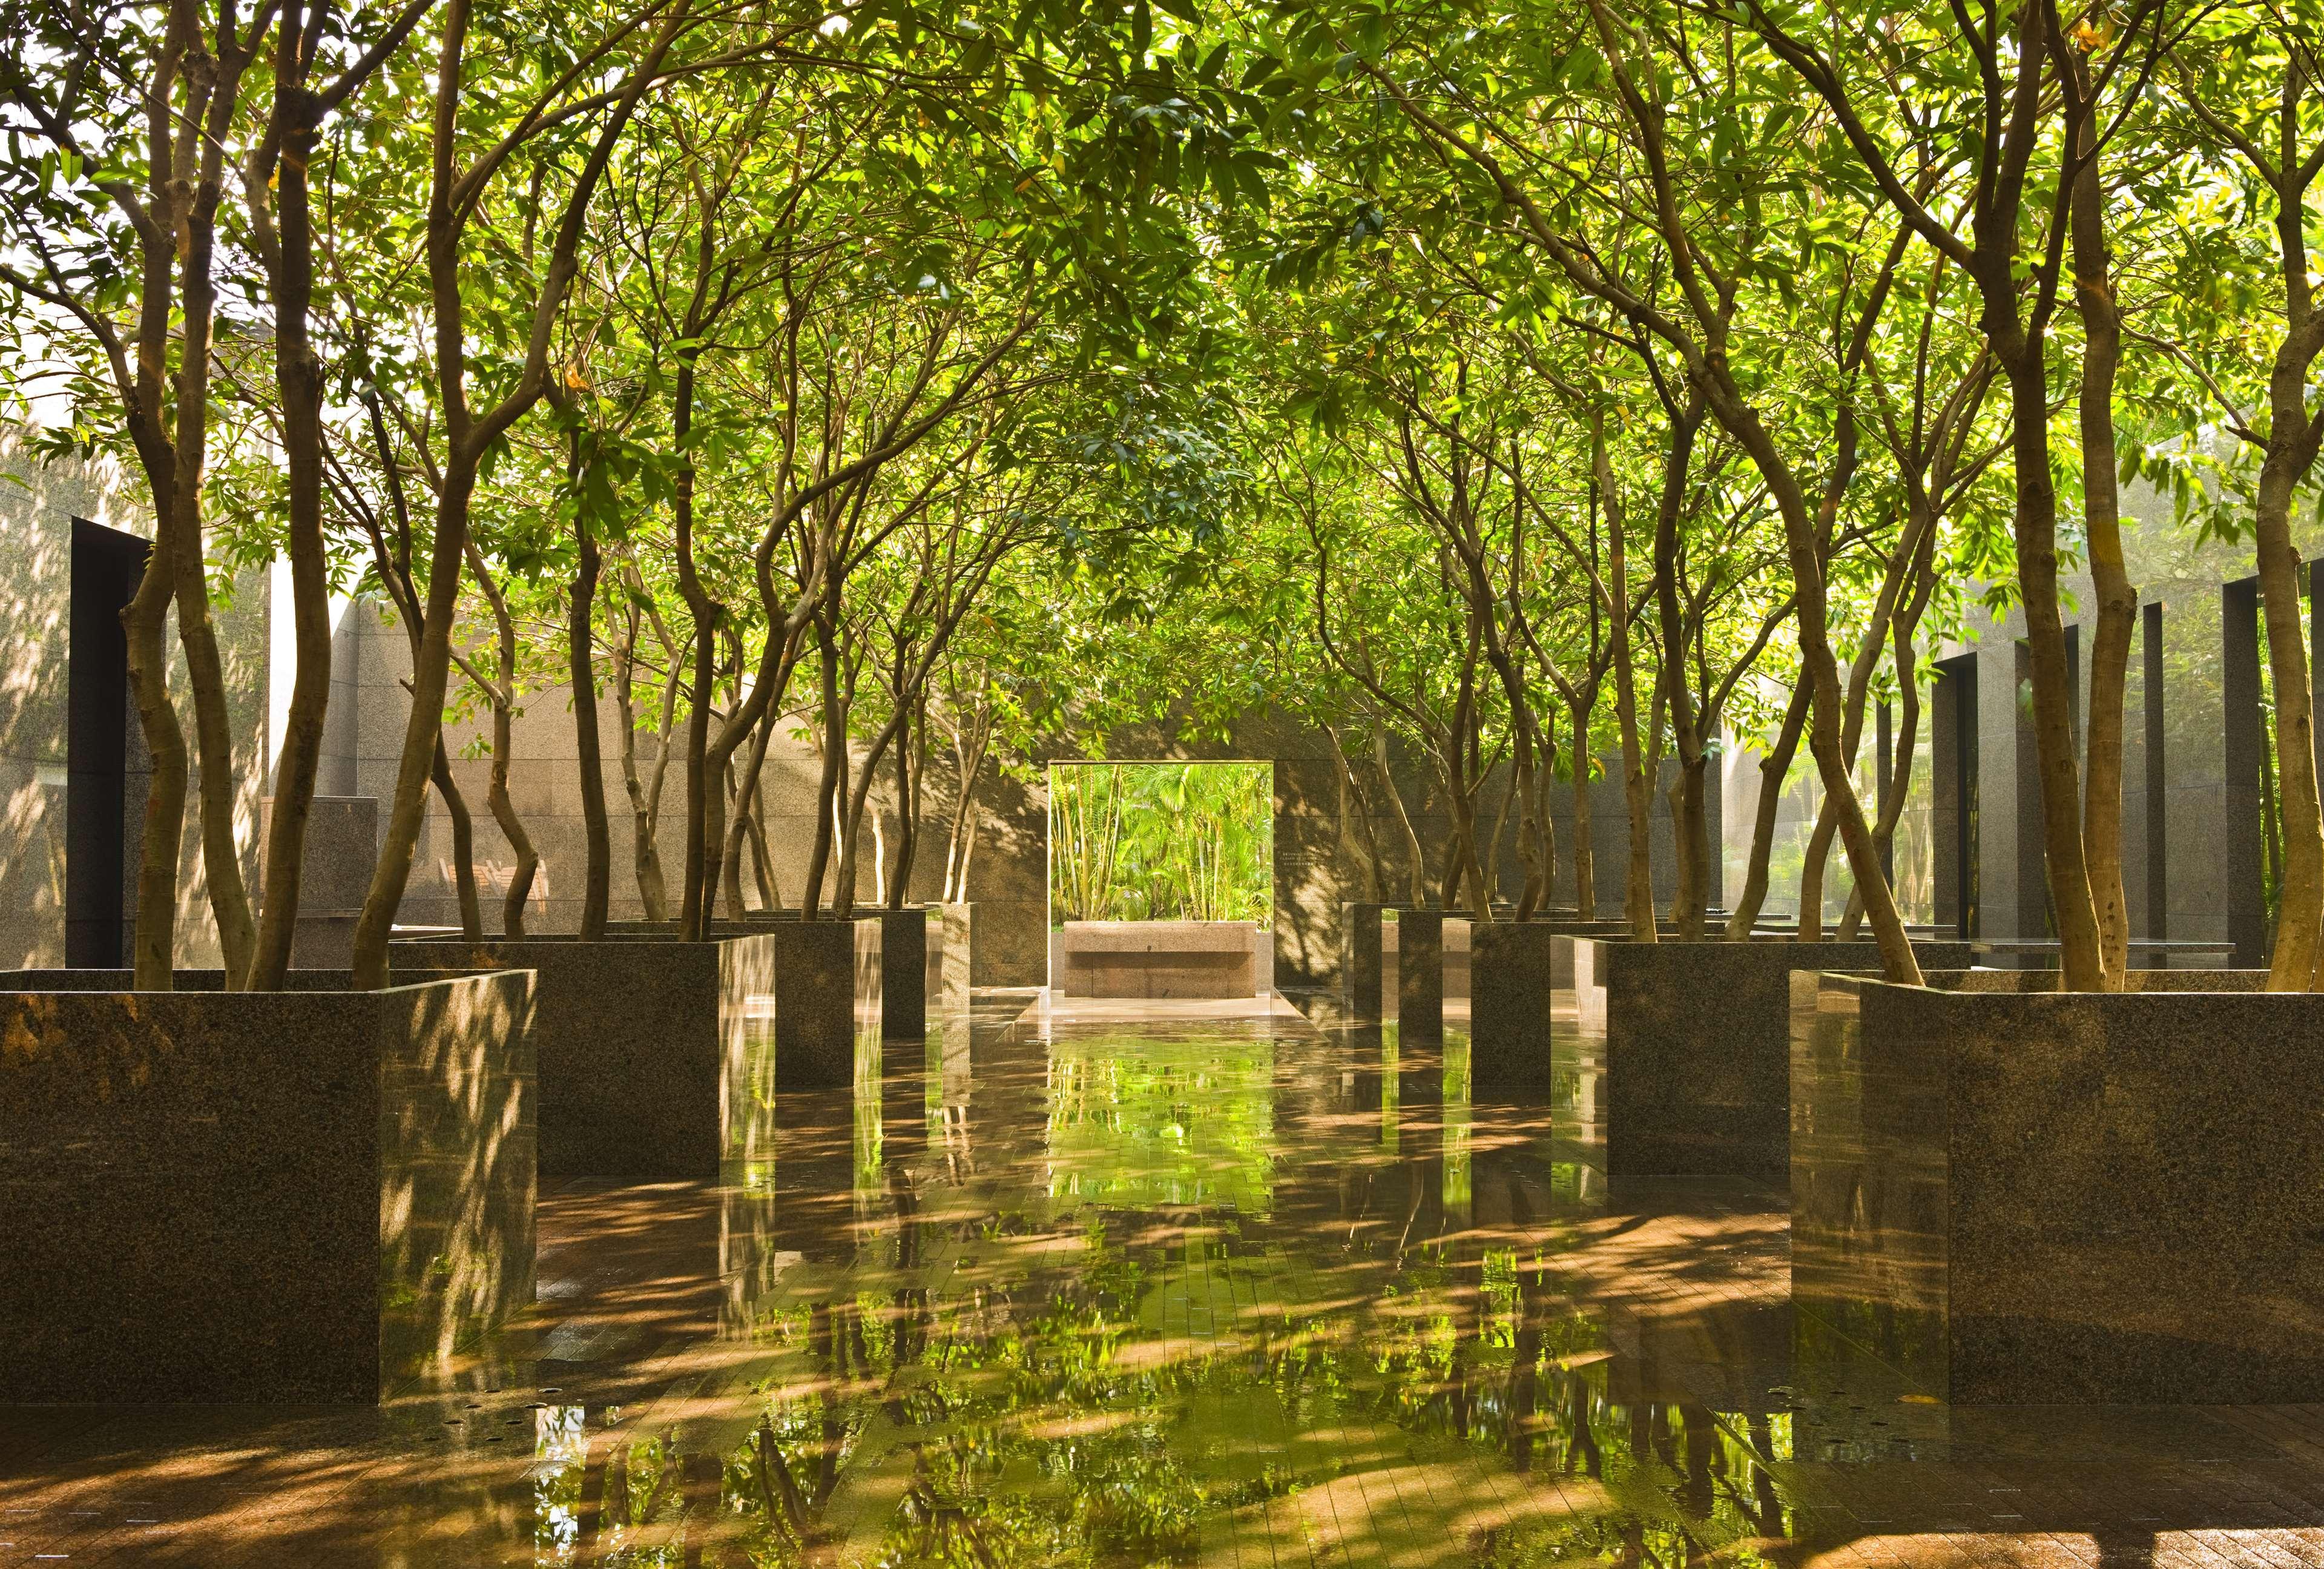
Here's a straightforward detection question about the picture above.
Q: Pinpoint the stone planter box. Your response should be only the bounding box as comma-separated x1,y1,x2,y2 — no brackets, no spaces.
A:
1549,937,1974,1177
871,908,932,1042
1391,910,1449,1037
763,917,883,1089
0,968,535,1403
941,902,985,1005
1792,968,2324,1404
1058,920,1260,999
398,935,775,1180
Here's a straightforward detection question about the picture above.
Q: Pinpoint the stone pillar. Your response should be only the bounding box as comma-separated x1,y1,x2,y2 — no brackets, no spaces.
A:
874,908,927,1042
941,902,978,1005
1931,652,1977,939
2223,576,2268,968
765,918,881,1089
1340,900,1387,1020
1397,908,1445,1039
1469,922,1556,1094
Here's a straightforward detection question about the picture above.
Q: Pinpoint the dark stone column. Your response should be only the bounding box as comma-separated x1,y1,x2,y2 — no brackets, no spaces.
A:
1340,900,1386,1020
2222,576,2266,968
1397,909,1445,1039
875,908,927,1041
66,520,148,969
1931,652,1978,940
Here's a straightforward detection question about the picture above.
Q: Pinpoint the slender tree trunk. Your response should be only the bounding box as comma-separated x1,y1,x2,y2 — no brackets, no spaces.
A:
247,41,331,991
1727,663,1813,935
609,618,671,922
1569,698,1597,920
887,698,920,908
719,704,777,913
673,357,719,940
746,773,782,910
1598,426,1656,941
1536,703,1560,918
569,516,611,937
123,537,186,989
1995,339,2105,990
2257,417,2324,989
2070,118,2135,991
1648,398,1708,937
430,736,484,939
354,454,476,987
168,101,257,986
802,617,844,918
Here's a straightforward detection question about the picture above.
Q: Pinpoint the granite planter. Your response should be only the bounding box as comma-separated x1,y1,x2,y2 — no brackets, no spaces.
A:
872,908,932,1041
762,917,884,1089
1338,901,1412,1021
1551,937,1973,1176
1393,910,1448,1038
1058,919,1259,999
0,968,536,1403
1791,967,2324,1404
397,934,777,1180
941,902,983,1005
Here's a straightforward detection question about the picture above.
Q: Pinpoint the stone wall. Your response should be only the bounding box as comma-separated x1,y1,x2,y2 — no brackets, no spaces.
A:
0,431,269,969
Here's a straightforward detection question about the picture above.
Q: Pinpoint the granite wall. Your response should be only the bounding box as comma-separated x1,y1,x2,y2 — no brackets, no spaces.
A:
0,433,272,971
0,966,536,1401
1792,968,2324,1403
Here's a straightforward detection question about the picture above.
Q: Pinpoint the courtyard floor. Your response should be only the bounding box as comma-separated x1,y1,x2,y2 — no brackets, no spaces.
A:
5,994,2324,1566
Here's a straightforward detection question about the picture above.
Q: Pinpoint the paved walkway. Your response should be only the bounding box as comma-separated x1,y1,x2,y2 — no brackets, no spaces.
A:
5,996,2324,1566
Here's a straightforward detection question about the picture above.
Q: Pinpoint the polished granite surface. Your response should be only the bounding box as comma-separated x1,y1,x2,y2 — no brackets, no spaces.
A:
7,993,2324,1564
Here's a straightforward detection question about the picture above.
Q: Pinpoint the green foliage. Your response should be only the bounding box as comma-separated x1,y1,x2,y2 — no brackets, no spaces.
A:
1049,762,1272,923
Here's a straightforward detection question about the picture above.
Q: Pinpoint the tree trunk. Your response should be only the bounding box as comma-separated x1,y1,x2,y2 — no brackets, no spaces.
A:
430,736,484,939
353,459,476,988
247,47,331,991
122,538,186,989
569,517,611,938
609,618,671,922
1648,398,1708,937
168,112,257,986
1598,426,1657,942
2070,111,2136,991
2256,404,2324,990
673,356,719,941
1569,698,1597,919
1996,339,2106,990
801,617,844,918
1707,593,1863,946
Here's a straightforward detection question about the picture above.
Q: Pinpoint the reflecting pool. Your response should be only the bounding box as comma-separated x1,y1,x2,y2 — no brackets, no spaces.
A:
0,993,2317,1566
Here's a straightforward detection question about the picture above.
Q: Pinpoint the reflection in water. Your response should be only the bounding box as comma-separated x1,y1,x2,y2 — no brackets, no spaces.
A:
510,1003,1820,1568
41,993,2292,1565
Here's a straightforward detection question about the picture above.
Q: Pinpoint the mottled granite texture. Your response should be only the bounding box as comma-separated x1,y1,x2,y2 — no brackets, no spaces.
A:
0,968,535,1402
1560,938,1973,1179
1469,923,1559,1094
258,794,377,967
1339,902,1392,1021
941,903,978,1005
874,909,930,1040
397,935,776,1180
1058,920,1257,999
762,919,883,1089
1395,910,1447,1039
1791,967,2324,1404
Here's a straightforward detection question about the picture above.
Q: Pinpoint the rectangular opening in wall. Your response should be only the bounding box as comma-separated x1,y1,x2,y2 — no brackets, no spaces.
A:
1046,761,1273,998
66,519,151,968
